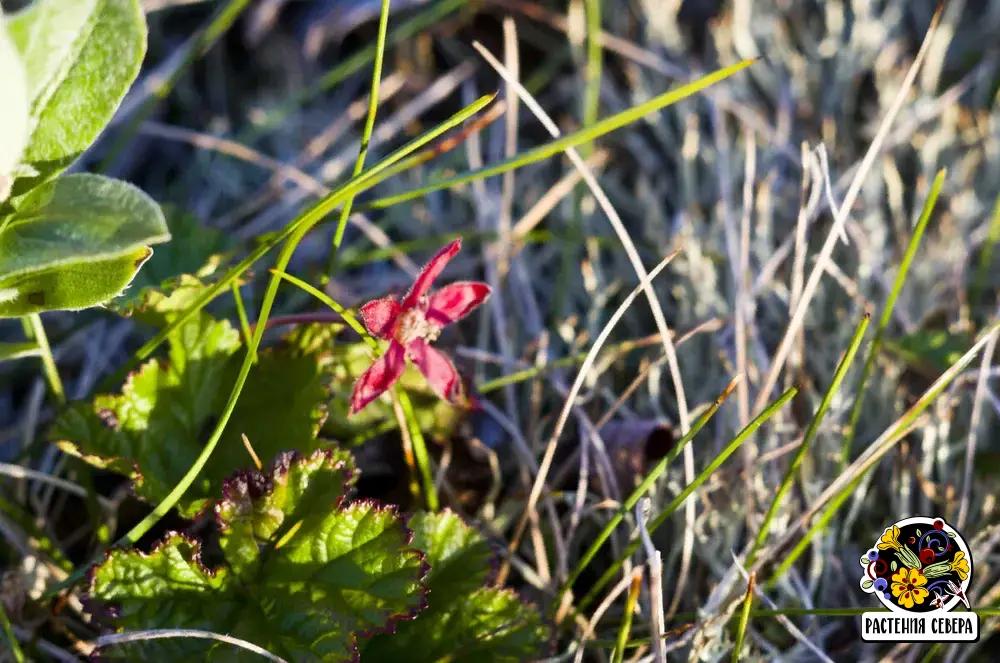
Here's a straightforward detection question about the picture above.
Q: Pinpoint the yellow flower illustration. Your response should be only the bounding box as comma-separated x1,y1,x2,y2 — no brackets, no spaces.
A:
891,567,929,609
950,551,969,581
878,525,902,551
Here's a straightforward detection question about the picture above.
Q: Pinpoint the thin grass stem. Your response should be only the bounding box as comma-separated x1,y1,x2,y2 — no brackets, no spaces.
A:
749,313,870,566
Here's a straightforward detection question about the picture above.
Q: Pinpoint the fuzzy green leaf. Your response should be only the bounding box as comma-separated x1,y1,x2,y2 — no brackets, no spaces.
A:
0,174,169,316
50,303,331,516
90,450,425,661
360,511,549,663
6,0,146,191
0,16,30,203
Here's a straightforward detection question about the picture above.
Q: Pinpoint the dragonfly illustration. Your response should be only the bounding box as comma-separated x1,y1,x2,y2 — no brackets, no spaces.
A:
945,580,971,610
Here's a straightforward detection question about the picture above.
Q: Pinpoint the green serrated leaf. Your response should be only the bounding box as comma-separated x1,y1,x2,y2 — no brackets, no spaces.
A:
115,274,231,328
891,560,898,572
7,0,146,190
360,511,548,663
90,450,425,661
50,309,331,516
0,174,169,316
862,579,874,590
0,16,29,203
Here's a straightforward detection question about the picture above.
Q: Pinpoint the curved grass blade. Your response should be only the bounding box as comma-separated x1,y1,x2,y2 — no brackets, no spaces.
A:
838,169,945,469
325,0,393,274
358,58,758,211
747,313,870,566
765,321,1000,587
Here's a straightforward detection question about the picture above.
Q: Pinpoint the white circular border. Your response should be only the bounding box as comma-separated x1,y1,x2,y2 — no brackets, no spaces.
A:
866,516,973,614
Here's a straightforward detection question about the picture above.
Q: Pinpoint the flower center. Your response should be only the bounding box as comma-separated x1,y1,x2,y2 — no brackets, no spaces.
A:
394,302,441,346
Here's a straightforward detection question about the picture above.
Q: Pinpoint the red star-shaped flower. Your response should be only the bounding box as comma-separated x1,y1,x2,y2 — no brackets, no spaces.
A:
349,238,491,416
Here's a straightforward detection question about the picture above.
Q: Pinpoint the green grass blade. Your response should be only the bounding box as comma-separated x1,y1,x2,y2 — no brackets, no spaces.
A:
839,169,946,469
767,321,1000,587
240,0,470,140
0,593,24,663
731,572,756,663
557,376,742,609
558,0,604,322
98,93,496,393
270,270,370,342
748,313,870,566
230,281,253,358
325,0,393,276
972,190,1000,309
574,387,797,615
360,58,758,210
395,388,438,511
612,570,642,663
24,313,64,405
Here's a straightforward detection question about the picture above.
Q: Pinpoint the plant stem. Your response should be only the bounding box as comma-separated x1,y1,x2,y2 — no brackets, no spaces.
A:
230,281,256,363
0,600,24,663
323,0,393,279
839,170,945,470
396,388,439,511
24,314,64,405
749,313,870,566
731,572,756,663
612,570,642,663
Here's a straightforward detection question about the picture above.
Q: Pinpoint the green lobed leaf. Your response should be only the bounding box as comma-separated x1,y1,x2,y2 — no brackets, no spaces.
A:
0,15,30,204
50,296,331,517
7,0,146,191
0,173,169,316
115,273,232,329
90,449,426,661
360,511,549,663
